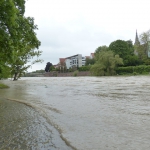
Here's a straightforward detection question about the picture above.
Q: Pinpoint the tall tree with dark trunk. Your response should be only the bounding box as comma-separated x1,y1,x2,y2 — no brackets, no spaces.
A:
0,0,42,80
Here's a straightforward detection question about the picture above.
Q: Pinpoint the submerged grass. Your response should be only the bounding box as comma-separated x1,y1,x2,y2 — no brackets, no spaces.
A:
0,83,9,89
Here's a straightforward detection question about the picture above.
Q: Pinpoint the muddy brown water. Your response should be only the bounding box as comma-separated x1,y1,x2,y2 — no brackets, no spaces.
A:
0,76,150,150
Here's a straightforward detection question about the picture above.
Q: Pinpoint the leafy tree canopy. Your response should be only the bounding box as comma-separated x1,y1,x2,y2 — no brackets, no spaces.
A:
95,45,109,53
95,45,109,59
109,40,130,59
0,0,42,80
90,51,123,76
139,29,150,45
85,58,95,66
109,40,135,66
136,29,150,65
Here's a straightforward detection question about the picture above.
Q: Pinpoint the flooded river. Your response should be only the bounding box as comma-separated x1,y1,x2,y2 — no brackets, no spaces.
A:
0,76,150,150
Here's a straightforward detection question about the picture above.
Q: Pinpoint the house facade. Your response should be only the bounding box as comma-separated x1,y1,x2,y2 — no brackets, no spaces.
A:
55,53,95,70
65,54,82,69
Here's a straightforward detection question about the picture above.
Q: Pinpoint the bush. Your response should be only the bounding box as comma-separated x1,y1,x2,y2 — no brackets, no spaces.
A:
116,65,150,75
133,72,137,76
73,70,79,76
0,83,9,89
68,68,73,72
78,66,91,71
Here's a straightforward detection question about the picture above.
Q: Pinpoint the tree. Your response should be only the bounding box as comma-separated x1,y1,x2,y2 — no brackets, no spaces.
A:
85,58,95,66
95,45,109,60
0,0,25,61
0,0,42,80
136,29,150,65
109,40,136,66
109,40,129,58
0,0,18,78
140,29,150,45
126,55,140,66
126,40,134,55
45,62,53,72
125,40,140,66
90,51,123,76
0,64,10,79
10,16,42,80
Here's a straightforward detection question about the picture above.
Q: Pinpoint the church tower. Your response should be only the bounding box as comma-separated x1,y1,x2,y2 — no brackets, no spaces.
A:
134,30,140,55
134,30,140,46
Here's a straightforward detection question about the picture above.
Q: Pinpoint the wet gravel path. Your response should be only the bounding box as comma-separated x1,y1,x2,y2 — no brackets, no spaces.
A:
0,98,72,150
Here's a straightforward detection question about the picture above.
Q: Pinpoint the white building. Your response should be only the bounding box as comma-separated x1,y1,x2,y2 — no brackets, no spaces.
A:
58,53,95,70
65,54,84,69
82,56,86,66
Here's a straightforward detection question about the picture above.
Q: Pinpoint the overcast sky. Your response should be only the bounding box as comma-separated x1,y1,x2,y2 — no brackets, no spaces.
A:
25,0,150,72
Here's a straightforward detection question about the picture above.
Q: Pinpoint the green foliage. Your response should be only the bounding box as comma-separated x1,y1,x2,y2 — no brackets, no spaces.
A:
95,45,109,60
139,29,150,45
0,64,11,79
126,40,134,55
0,83,9,89
50,66,55,71
0,0,42,80
35,70,45,73
116,66,134,74
68,68,73,72
0,0,25,61
124,55,140,66
133,72,137,76
95,45,109,54
135,30,150,65
85,58,95,66
55,68,60,72
109,40,129,58
90,51,123,76
73,70,79,76
109,40,135,66
116,65,150,75
78,66,91,71
90,64,105,76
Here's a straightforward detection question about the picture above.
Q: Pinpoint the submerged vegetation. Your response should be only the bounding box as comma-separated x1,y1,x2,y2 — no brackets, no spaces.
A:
0,83,9,89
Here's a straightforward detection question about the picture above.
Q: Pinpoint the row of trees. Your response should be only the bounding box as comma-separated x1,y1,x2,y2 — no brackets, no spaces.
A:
88,30,150,76
0,0,42,80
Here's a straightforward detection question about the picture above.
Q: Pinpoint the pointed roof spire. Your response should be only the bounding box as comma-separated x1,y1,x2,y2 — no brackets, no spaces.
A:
134,30,140,45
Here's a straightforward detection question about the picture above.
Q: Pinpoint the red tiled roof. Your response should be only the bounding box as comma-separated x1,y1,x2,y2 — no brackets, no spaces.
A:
59,58,66,64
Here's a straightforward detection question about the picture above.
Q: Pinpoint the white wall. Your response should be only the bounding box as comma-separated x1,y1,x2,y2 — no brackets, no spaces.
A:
65,59,71,69
65,54,85,69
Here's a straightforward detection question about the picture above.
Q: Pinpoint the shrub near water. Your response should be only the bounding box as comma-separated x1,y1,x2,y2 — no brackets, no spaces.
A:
73,70,79,76
78,66,91,71
116,65,150,75
0,83,9,89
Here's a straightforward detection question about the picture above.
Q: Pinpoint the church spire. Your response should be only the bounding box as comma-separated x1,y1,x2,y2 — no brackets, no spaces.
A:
134,30,140,45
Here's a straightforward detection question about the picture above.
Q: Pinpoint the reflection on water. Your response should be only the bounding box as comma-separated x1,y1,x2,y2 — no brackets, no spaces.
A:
1,76,150,150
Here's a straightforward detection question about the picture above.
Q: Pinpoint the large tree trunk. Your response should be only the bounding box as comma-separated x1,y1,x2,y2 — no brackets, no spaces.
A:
13,72,20,81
